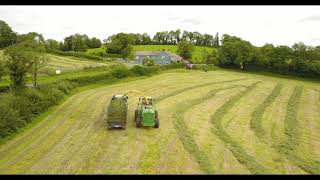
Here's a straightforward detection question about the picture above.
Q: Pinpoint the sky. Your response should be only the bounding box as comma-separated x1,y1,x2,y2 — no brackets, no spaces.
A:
1,5,320,47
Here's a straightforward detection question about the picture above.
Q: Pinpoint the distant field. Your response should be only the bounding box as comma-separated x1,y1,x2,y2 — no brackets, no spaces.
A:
45,54,109,73
86,45,216,63
132,45,216,63
0,50,115,87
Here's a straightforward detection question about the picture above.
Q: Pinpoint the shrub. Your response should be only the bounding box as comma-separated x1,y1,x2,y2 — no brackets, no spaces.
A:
130,65,151,76
47,49,106,61
111,66,132,79
0,100,22,138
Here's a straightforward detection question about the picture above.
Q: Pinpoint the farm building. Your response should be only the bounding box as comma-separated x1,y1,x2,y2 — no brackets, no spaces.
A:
134,51,182,65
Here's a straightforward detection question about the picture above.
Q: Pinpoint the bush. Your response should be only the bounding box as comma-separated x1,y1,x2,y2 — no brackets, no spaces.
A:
192,64,216,71
0,100,22,138
111,66,132,79
131,65,151,76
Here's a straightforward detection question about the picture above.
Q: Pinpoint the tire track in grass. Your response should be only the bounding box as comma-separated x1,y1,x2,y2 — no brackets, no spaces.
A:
172,84,249,174
209,81,273,174
250,83,283,141
275,86,320,174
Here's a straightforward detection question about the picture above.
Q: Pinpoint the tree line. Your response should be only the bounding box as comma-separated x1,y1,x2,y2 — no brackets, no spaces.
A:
1,19,320,80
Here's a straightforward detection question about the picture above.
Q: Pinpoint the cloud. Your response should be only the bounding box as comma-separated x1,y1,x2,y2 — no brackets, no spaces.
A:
298,15,320,22
180,18,201,25
168,17,180,21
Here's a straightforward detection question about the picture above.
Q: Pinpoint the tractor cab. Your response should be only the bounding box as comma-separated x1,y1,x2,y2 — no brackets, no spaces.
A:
135,96,159,128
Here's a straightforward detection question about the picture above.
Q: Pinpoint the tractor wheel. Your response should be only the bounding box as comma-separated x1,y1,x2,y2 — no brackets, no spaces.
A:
154,118,159,128
136,118,141,128
154,110,159,128
135,110,138,122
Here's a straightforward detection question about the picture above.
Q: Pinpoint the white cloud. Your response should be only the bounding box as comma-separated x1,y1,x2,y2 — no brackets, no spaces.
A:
0,5,320,46
298,15,320,22
180,18,201,25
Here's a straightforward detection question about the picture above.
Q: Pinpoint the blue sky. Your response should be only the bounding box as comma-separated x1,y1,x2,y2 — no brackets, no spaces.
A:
1,5,320,47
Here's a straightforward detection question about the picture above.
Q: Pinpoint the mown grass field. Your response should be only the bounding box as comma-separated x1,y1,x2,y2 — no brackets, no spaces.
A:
0,69,319,174
44,54,108,73
0,50,114,87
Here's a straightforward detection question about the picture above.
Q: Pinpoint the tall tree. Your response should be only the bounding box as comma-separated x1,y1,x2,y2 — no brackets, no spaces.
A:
177,40,194,59
45,39,60,50
174,29,181,44
4,42,31,92
0,20,17,48
213,32,219,47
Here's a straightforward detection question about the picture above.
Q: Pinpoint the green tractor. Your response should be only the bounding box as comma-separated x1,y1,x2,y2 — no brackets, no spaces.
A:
134,96,159,128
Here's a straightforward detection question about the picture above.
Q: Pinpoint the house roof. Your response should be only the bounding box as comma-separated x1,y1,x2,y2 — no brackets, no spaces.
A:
135,51,182,60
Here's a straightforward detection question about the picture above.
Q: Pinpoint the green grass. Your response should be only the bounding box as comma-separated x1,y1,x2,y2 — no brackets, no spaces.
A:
132,45,216,63
250,83,283,140
0,50,115,89
209,81,273,174
172,84,248,174
275,86,320,174
1,69,320,174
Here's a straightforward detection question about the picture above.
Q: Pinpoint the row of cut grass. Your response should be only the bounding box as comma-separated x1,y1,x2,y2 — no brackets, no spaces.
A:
250,83,283,140
172,85,248,173
209,81,274,174
275,86,320,174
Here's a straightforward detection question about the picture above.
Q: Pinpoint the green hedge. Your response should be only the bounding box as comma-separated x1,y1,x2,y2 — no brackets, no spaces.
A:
0,63,183,139
47,49,108,61
190,64,217,71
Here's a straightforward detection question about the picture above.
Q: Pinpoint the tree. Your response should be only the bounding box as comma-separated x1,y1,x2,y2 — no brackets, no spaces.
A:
4,43,31,92
206,49,218,65
45,39,60,50
174,29,181,44
106,33,135,57
142,57,155,66
218,34,254,69
27,40,48,88
213,32,219,47
121,45,134,60
0,20,17,48
177,40,194,59
4,39,48,91
0,58,5,81
17,32,44,43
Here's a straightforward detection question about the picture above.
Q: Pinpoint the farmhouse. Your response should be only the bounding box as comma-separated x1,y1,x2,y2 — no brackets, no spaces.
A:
134,51,182,65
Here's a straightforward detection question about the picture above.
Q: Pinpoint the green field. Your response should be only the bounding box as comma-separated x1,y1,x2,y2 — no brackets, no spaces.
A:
0,69,319,174
86,45,216,63
45,54,109,73
0,50,115,87
133,45,215,63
